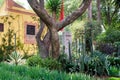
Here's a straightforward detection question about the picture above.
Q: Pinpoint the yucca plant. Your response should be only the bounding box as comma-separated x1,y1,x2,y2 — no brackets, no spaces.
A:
46,0,61,20
8,51,24,65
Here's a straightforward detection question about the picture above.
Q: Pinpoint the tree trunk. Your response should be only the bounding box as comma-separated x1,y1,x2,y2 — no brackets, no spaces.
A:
88,1,92,20
97,0,101,22
49,27,60,58
36,0,50,58
52,11,56,21
36,22,50,58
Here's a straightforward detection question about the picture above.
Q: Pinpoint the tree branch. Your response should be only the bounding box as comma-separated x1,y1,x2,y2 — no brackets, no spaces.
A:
27,0,54,27
57,0,92,31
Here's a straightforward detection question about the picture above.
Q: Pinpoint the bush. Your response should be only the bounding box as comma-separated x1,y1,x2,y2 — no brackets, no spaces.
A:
107,66,120,77
58,54,80,73
27,55,61,70
83,51,108,76
107,57,120,68
97,30,120,43
43,58,62,70
27,55,43,67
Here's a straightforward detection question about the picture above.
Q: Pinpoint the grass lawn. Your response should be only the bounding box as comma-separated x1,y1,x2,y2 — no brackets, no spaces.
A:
0,63,102,80
107,77,120,80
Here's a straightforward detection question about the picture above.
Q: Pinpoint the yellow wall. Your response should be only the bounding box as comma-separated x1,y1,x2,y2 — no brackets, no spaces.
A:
0,1,39,56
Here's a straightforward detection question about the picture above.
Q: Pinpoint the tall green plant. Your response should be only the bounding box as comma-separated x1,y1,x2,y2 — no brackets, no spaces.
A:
46,0,61,20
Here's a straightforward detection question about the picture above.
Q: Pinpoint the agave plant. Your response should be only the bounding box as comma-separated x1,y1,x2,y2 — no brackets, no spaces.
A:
8,51,24,65
46,0,61,20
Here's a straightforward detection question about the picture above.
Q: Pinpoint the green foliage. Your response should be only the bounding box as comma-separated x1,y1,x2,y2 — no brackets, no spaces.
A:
43,58,62,70
8,51,24,65
0,63,100,80
101,0,120,29
85,21,102,40
97,29,120,43
0,15,22,61
107,57,120,68
46,0,61,15
27,55,61,70
85,21,102,53
69,20,85,40
107,66,120,77
58,54,80,73
82,51,108,76
108,77,120,80
64,0,83,17
105,30,120,43
0,28,15,61
96,32,106,42
27,55,43,67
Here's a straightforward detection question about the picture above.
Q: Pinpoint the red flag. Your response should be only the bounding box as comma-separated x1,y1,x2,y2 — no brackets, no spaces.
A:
60,0,64,21
59,0,64,31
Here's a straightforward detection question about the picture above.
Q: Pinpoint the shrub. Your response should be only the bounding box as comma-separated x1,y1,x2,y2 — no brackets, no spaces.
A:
107,57,120,68
83,51,108,76
43,58,62,70
27,55,61,70
58,54,80,73
107,66,120,77
26,55,43,67
97,30,120,43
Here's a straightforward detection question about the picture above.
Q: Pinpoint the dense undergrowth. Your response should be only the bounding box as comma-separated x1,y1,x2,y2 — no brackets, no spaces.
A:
0,63,101,80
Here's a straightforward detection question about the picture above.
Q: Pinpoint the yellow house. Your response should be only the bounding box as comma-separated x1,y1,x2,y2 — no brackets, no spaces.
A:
0,0,39,55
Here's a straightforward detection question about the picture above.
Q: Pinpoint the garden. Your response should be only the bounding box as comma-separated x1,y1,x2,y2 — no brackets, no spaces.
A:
0,0,120,80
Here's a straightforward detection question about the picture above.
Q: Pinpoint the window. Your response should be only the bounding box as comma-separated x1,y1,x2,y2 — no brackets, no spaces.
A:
0,23,4,32
26,25,35,35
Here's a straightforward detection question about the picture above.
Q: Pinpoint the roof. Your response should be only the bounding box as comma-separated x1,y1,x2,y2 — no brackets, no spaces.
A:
6,0,25,9
0,0,36,16
13,1,25,9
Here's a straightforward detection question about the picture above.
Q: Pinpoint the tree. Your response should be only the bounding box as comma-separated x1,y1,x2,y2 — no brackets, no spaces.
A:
101,0,120,29
27,0,92,58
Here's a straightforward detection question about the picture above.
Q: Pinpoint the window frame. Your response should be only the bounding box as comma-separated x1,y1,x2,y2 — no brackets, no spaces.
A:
0,23,4,32
26,24,35,35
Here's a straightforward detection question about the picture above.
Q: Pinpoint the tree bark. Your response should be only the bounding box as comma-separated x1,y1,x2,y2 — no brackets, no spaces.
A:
27,0,92,58
50,27,60,58
36,0,50,58
36,26,50,58
88,1,92,20
97,0,101,22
